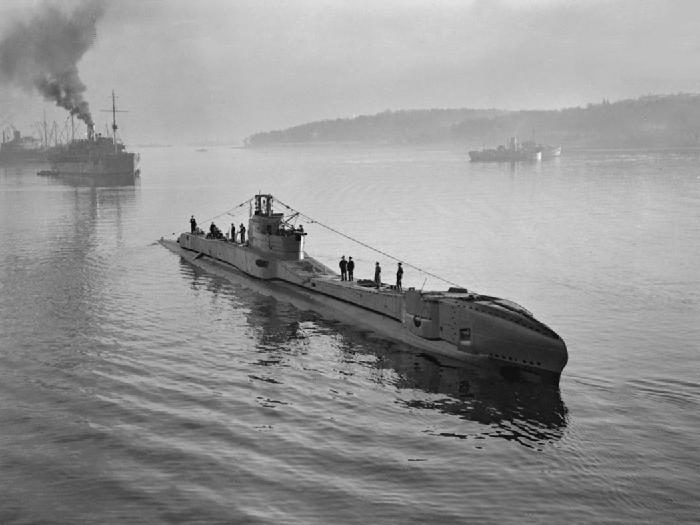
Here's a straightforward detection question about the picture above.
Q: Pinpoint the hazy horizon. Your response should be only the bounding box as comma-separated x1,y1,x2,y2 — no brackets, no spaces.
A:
1,0,699,145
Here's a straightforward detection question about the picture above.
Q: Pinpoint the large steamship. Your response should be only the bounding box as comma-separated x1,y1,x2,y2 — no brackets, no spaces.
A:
43,91,138,179
160,194,568,385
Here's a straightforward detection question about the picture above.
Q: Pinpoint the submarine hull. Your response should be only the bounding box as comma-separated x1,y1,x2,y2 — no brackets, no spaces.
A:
161,234,567,386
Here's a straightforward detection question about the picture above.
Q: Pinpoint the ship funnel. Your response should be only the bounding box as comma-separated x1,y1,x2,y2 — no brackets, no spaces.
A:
87,123,95,141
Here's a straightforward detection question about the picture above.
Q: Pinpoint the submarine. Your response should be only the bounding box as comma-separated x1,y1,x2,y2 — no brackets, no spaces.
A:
160,194,568,385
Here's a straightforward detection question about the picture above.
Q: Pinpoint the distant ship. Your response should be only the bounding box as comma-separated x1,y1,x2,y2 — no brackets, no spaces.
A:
0,128,46,164
40,91,139,179
160,194,568,385
469,137,562,162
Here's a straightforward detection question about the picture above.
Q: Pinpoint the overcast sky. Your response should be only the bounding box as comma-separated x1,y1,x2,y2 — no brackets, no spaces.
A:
1,0,699,144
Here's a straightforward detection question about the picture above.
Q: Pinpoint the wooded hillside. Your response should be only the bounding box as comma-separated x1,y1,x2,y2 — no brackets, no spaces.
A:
245,94,700,148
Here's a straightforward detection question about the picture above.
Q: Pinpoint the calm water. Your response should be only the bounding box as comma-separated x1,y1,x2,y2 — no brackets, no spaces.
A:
1,146,699,524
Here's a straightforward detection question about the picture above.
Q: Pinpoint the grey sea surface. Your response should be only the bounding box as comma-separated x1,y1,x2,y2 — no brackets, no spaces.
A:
1,146,699,524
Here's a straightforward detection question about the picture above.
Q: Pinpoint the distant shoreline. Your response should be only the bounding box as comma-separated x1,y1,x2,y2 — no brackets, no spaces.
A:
244,93,700,151
242,142,700,153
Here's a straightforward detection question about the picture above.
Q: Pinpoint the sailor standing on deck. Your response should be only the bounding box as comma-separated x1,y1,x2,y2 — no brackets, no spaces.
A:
347,257,355,281
339,256,348,281
374,262,381,289
231,223,236,243
396,262,403,291
239,223,246,244
190,215,197,234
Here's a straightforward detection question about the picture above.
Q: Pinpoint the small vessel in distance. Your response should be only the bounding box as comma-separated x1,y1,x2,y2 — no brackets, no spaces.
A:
41,91,138,179
469,137,562,162
160,194,568,385
0,128,46,164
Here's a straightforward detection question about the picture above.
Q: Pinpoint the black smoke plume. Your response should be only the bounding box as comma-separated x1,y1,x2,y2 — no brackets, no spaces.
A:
0,1,106,126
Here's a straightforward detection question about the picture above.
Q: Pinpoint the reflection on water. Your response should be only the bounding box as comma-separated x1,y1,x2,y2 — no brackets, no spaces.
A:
0,170,138,378
39,172,140,189
341,330,568,449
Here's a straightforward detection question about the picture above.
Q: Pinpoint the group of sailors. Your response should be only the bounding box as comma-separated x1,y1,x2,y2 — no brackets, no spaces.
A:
189,216,246,244
189,215,405,291
229,223,246,244
340,256,403,291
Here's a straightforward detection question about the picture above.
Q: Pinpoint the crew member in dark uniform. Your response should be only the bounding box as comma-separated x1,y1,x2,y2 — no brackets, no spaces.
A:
190,215,197,234
231,223,236,242
347,257,355,281
209,222,224,239
396,262,403,291
239,223,246,244
374,262,381,289
339,256,348,281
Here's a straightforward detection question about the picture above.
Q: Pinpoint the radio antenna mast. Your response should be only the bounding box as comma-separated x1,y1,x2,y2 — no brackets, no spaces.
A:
101,90,128,154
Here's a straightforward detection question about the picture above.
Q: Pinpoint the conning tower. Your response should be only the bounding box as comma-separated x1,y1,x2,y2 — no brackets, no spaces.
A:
248,194,306,260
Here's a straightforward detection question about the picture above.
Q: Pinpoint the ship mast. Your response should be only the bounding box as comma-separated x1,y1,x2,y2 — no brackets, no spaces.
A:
111,90,117,154
101,90,128,155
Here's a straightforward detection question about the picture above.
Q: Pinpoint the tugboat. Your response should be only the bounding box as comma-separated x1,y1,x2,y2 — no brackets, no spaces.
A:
42,91,138,179
469,137,562,163
160,194,568,385
469,137,541,162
